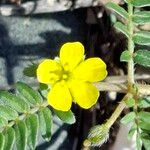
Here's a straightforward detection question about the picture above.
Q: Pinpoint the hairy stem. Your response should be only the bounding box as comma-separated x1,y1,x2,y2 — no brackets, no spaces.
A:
105,94,129,128
127,2,135,89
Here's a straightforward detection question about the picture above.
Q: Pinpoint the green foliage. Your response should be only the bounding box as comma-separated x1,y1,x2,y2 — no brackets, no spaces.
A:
106,2,129,19
106,1,150,150
0,82,76,150
121,112,136,124
134,50,150,67
25,114,39,149
120,50,131,62
125,98,135,107
23,64,38,77
114,22,129,38
128,123,137,139
0,105,18,120
0,91,29,112
54,109,76,124
16,82,43,105
0,133,4,150
15,121,27,150
38,107,52,141
3,128,15,150
138,97,150,108
133,31,150,46
139,111,150,122
131,0,150,7
133,11,150,24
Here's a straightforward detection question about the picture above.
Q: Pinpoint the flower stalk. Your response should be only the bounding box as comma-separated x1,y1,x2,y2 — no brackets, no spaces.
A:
127,2,135,89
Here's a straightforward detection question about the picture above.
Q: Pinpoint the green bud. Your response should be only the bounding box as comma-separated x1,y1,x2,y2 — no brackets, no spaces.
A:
84,124,109,147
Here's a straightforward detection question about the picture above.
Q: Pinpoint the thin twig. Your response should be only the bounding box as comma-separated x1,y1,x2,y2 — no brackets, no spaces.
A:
95,82,150,95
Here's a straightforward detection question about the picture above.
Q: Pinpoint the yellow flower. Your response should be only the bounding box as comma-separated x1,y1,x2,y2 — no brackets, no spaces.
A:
37,42,107,111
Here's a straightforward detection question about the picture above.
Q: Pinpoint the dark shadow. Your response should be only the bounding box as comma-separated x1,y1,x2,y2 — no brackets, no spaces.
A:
0,8,86,86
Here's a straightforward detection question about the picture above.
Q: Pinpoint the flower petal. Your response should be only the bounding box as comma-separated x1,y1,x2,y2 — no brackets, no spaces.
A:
69,80,99,109
60,42,84,71
48,81,72,111
73,58,107,82
37,59,62,84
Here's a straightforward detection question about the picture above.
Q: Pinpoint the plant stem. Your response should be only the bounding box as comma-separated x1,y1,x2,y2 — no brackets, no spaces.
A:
127,2,135,89
105,94,129,129
95,82,150,95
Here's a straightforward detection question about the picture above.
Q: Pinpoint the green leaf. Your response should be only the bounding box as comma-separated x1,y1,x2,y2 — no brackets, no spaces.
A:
128,123,137,139
23,64,38,77
139,121,150,131
0,117,7,130
16,82,43,105
26,114,39,149
0,91,29,113
39,83,48,98
134,50,150,67
38,107,52,141
138,97,150,108
136,136,142,150
131,0,150,7
54,109,76,124
3,128,15,150
139,111,150,122
133,11,150,24
133,31,150,46
120,50,131,62
121,112,136,124
142,137,150,150
141,132,150,140
0,105,18,121
0,133,5,150
126,98,135,107
106,2,129,20
15,121,27,150
114,22,129,38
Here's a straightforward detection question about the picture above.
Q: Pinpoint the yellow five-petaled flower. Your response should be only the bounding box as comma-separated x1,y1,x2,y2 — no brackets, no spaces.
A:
37,42,107,111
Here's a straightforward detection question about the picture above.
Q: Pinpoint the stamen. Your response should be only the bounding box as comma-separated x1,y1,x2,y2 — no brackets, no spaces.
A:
62,74,68,80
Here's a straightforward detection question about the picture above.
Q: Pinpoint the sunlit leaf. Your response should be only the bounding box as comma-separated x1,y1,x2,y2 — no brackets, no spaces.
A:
138,97,150,108
106,2,129,19
0,91,29,113
126,98,135,107
16,82,43,106
128,123,137,139
133,31,150,46
136,136,142,150
0,117,7,130
54,109,76,124
0,133,5,150
131,0,150,7
134,50,150,67
15,121,27,150
26,114,39,149
139,121,150,131
133,11,150,24
38,107,52,141
0,105,18,121
120,50,131,62
3,128,15,150
139,111,150,122
114,22,129,38
121,112,136,124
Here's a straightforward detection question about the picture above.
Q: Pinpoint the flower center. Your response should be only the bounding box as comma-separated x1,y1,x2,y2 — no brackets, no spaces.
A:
62,74,68,80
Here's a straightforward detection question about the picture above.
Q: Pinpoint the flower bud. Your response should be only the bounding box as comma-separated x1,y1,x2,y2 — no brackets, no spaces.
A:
84,124,109,147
